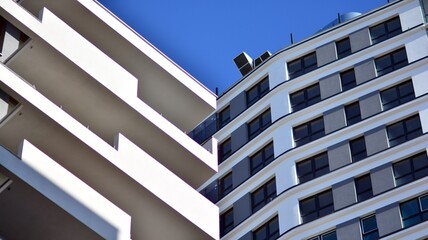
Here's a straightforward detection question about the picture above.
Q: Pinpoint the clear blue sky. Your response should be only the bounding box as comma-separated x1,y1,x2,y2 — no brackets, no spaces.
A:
98,0,388,95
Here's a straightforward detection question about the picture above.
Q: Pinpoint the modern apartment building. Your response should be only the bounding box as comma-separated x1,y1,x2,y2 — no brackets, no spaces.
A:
0,0,219,239
196,0,428,239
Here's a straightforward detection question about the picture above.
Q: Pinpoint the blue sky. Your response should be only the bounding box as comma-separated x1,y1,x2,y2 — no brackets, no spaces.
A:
98,0,388,95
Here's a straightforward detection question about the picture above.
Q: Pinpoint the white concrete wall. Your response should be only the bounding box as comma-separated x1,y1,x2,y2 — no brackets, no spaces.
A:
0,140,132,240
115,133,219,239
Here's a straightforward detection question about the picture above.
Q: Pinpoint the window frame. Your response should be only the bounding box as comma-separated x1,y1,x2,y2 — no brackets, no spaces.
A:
393,152,428,187
296,152,329,184
350,137,367,163
250,142,275,175
252,216,280,240
246,76,270,106
375,47,408,77
251,178,277,213
219,172,233,198
345,101,362,126
287,52,318,79
308,230,337,240
219,138,232,164
386,115,422,147
300,189,334,223
360,215,379,240
290,83,321,112
370,16,402,44
220,208,234,237
400,194,428,228
248,109,272,140
380,80,415,111
340,68,357,92
218,106,231,128
355,174,373,202
293,117,325,147
336,37,351,59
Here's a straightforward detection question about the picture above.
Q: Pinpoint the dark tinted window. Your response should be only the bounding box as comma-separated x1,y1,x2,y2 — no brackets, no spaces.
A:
370,17,402,44
355,174,373,202
253,216,279,240
219,138,232,164
381,80,415,111
247,77,270,106
361,215,379,240
218,106,231,128
294,117,325,147
393,152,428,186
297,152,329,183
300,189,334,223
400,194,428,228
288,52,318,79
387,115,422,147
290,83,321,112
336,37,351,59
220,208,234,237
248,109,272,140
252,178,276,213
375,48,408,76
219,172,233,198
308,230,337,240
250,142,275,175
350,137,367,162
345,102,361,126
340,69,357,91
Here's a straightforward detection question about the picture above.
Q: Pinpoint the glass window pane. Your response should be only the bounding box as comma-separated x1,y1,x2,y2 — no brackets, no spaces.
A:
294,125,308,139
393,160,412,178
387,122,404,139
362,215,377,233
322,231,337,240
400,199,420,219
318,191,333,208
412,153,428,170
297,160,313,177
420,195,428,211
300,198,316,215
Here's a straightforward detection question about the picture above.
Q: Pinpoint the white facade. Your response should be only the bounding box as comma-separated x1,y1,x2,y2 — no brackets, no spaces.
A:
0,0,219,239
198,0,428,239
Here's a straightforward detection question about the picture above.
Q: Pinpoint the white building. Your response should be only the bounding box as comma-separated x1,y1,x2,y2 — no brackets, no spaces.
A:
197,0,428,239
0,0,219,239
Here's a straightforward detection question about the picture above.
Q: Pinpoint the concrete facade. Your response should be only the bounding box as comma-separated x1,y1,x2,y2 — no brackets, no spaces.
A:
197,0,428,239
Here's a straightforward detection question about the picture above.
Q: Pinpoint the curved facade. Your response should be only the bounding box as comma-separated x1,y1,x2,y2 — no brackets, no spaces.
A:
199,0,428,239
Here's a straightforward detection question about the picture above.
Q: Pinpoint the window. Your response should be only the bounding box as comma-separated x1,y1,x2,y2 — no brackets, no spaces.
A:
345,102,361,126
350,137,367,162
370,16,402,44
288,52,318,79
218,106,231,128
361,215,379,240
387,115,422,147
290,83,321,112
300,189,334,223
248,109,271,140
220,208,234,237
400,194,428,228
375,48,408,76
293,117,325,147
253,216,279,240
219,138,232,164
340,69,356,91
393,152,428,187
252,178,276,213
219,172,233,198
355,174,373,202
308,230,337,240
381,80,415,111
336,37,351,59
247,77,270,106
250,142,275,175
296,152,329,184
